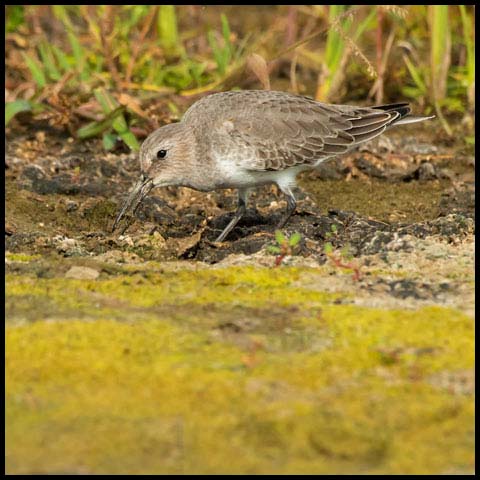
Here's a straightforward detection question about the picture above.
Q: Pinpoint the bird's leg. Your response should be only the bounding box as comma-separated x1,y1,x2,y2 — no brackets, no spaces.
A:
215,189,249,242
275,187,296,229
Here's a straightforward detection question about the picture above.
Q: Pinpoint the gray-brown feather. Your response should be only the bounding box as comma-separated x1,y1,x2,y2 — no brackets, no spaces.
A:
183,90,405,172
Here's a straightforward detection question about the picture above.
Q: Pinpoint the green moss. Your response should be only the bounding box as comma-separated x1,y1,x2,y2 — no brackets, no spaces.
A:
300,177,449,223
82,199,117,228
6,252,41,262
5,265,474,474
6,267,339,321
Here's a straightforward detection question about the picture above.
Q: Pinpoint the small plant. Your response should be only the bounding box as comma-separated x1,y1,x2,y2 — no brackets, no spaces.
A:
324,224,362,281
315,5,378,102
5,100,32,127
207,13,233,76
76,88,140,152
157,5,181,58
268,231,302,267
458,5,475,111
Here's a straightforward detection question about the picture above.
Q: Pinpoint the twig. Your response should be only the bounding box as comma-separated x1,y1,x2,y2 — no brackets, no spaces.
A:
290,51,299,93
375,8,384,103
125,7,158,84
100,6,122,87
327,252,362,281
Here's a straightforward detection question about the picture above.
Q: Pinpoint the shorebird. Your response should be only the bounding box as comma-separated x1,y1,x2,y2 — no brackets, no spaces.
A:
112,90,433,242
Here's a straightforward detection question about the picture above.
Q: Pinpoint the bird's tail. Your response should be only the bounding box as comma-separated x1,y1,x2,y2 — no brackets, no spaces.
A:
373,103,435,126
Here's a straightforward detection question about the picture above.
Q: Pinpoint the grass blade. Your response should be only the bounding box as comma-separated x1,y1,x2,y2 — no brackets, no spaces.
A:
5,100,32,126
459,5,475,107
67,28,89,80
38,42,61,81
221,13,232,66
402,54,427,95
21,52,47,88
208,30,225,74
157,5,180,57
102,132,117,151
94,88,140,151
430,5,450,102
51,45,72,73
316,5,347,101
76,106,126,139
429,5,452,135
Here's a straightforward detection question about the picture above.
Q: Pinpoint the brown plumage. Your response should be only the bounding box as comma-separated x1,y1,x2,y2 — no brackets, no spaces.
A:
113,90,433,242
182,91,414,172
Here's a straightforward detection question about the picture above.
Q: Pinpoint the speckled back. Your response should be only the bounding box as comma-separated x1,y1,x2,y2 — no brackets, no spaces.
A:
182,90,407,172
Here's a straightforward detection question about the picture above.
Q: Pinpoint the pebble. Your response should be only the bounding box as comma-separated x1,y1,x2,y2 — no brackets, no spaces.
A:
65,266,100,280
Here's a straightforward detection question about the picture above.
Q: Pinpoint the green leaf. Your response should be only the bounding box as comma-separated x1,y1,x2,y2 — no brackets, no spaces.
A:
76,106,125,139
430,5,450,102
6,5,25,32
208,30,225,74
324,242,333,255
401,85,423,99
403,54,427,95
38,42,62,81
52,5,74,29
66,28,89,80
21,52,47,88
118,130,141,152
102,132,117,151
94,88,140,151
352,7,377,42
289,232,302,247
157,5,180,56
267,246,281,254
52,45,72,73
331,224,338,233
5,100,32,126
221,14,232,65
275,230,286,245
459,4,475,100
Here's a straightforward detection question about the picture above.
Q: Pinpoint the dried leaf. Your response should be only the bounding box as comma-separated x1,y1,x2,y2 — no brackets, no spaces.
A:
247,53,271,90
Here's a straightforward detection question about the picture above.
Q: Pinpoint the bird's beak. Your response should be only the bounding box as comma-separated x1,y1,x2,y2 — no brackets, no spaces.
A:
112,174,154,232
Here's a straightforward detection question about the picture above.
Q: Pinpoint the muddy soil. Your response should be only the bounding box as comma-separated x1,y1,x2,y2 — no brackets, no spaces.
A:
6,117,474,271
6,116,475,318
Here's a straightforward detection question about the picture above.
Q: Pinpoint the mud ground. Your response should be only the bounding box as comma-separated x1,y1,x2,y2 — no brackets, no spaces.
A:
5,119,475,309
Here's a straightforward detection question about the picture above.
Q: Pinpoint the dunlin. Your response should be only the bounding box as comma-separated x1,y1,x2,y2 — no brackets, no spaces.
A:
113,90,433,241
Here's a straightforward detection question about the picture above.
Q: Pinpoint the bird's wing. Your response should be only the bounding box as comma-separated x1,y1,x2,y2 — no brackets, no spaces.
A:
220,95,404,171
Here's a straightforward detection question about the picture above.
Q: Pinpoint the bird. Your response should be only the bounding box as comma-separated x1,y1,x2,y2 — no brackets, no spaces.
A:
112,90,434,242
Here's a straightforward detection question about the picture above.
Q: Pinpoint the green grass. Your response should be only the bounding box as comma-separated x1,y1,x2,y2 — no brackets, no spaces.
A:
5,5,475,145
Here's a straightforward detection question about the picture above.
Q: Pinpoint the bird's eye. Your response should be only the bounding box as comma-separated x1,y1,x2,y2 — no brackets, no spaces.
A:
156,149,167,159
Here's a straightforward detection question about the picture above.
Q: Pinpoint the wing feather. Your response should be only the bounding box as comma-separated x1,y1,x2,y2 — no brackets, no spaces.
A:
184,91,408,171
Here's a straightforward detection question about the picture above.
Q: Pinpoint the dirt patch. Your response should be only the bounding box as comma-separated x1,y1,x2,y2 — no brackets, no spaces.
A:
5,126,475,261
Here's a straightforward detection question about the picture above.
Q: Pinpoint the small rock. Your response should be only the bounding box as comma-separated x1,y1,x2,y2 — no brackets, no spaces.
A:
417,162,436,180
65,266,100,280
66,200,79,212
94,249,141,263
118,235,134,247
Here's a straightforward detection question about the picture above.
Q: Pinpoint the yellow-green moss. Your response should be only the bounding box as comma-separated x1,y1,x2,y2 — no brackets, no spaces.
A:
6,252,41,262
300,177,450,223
6,267,340,322
5,265,474,474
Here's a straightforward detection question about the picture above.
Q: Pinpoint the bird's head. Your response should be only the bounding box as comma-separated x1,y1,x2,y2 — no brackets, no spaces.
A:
112,122,196,232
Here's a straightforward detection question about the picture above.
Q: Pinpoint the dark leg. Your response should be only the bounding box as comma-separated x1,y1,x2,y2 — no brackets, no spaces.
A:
215,189,249,242
275,187,296,229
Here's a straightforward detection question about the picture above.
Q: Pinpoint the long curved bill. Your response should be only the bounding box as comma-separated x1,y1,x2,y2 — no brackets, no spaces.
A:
112,176,154,232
